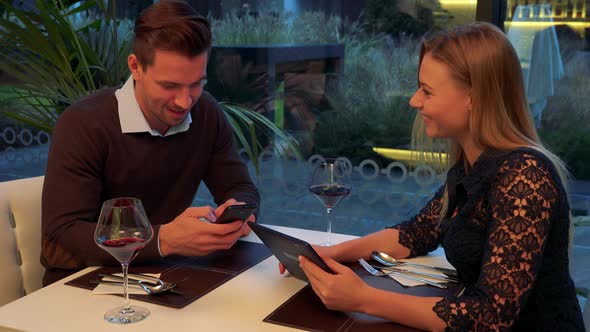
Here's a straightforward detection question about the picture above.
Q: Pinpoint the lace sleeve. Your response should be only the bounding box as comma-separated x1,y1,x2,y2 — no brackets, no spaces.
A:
390,185,445,257
433,153,558,331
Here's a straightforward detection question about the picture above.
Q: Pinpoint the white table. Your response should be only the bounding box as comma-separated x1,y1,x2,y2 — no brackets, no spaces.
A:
0,225,357,332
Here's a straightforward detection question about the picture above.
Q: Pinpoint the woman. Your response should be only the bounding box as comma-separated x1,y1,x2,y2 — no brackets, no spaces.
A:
293,22,585,331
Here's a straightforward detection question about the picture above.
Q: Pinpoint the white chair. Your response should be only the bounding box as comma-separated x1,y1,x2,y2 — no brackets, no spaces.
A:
0,176,45,307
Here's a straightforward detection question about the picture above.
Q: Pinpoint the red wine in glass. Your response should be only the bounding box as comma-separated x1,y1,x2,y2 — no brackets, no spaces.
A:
94,197,153,324
309,184,351,208
97,238,147,264
308,158,351,245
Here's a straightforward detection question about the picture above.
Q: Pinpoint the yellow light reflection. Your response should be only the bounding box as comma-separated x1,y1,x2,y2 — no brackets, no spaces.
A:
439,0,477,5
505,21,590,28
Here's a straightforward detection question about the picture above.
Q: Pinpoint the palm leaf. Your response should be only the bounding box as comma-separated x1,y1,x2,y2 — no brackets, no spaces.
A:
221,103,302,174
0,0,122,130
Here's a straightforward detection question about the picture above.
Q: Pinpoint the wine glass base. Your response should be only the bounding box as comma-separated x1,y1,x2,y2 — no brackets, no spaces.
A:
104,305,150,324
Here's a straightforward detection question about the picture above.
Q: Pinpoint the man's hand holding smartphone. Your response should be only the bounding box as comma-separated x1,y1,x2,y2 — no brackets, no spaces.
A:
158,200,257,257
212,199,257,239
216,203,257,224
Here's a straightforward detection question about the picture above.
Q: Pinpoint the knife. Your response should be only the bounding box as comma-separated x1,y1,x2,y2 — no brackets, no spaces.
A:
396,263,458,278
375,265,458,283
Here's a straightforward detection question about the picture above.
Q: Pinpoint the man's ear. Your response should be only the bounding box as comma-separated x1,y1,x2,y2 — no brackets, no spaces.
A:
128,54,142,80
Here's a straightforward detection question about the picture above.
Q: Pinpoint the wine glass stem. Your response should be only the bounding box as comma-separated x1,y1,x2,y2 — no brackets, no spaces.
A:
326,207,333,245
121,262,130,312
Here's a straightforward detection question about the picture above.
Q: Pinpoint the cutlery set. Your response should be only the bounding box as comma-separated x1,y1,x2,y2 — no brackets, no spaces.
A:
371,251,458,278
91,273,183,295
358,258,459,289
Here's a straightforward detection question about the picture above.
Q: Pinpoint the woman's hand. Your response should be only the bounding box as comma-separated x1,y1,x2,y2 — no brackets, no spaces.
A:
299,255,369,312
278,245,332,275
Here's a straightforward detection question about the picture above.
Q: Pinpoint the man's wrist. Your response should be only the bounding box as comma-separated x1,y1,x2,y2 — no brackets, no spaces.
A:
158,224,170,257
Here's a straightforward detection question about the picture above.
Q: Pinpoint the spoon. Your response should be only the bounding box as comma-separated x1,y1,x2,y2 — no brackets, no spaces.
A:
371,251,458,278
137,280,179,295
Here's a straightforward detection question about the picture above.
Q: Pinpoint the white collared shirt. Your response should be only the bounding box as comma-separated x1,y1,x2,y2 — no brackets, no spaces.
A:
115,76,192,137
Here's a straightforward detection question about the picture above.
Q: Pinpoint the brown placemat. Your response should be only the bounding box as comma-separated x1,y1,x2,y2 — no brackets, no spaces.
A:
264,263,460,332
65,241,271,308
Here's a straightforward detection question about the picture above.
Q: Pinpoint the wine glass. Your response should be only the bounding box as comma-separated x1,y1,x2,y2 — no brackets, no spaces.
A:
94,197,154,324
308,158,351,245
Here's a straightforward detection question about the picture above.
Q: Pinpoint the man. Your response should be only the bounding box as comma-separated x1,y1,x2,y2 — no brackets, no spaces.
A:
41,0,259,285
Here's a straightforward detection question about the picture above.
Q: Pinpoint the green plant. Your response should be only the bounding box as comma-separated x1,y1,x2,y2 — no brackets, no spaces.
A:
540,54,590,180
314,95,415,165
206,53,269,111
207,10,346,158
0,0,300,171
291,11,343,44
364,0,451,38
222,103,302,172
312,30,419,164
210,10,342,46
338,31,419,100
211,11,293,46
0,0,129,131
365,0,421,38
540,117,590,181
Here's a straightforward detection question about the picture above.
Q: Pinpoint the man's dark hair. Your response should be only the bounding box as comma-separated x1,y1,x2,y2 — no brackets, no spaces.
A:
133,0,212,68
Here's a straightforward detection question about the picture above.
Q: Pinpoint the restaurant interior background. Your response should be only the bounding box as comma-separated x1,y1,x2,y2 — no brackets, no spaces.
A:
1,0,589,305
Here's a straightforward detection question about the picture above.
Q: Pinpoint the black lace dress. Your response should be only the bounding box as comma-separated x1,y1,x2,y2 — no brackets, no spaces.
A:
391,148,584,331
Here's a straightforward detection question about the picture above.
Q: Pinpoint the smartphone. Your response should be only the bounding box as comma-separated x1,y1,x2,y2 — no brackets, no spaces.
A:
216,203,257,224
248,222,333,281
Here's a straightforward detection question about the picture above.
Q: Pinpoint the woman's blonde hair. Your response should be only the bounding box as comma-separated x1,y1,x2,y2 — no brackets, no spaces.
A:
410,22,570,218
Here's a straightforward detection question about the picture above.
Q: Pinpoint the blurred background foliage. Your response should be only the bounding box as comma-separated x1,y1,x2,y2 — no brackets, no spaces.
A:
205,6,422,166
539,52,590,180
0,0,300,171
1,0,589,179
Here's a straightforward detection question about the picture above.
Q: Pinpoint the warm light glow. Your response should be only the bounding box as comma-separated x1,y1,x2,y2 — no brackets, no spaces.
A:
372,148,448,167
439,0,477,5
505,21,590,28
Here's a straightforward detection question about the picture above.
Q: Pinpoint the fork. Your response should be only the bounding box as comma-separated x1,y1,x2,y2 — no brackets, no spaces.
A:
98,273,177,289
358,258,447,289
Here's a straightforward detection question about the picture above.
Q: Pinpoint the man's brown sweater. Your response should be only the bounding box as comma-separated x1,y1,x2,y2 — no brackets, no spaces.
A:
41,89,259,285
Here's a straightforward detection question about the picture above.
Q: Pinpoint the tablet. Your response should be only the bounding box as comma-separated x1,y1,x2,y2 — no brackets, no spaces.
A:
248,222,333,281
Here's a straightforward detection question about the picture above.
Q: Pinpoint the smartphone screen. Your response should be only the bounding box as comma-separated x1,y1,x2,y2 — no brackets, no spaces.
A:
216,204,257,224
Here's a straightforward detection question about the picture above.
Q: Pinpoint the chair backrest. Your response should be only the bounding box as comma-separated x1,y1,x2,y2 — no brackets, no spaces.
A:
0,176,45,307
